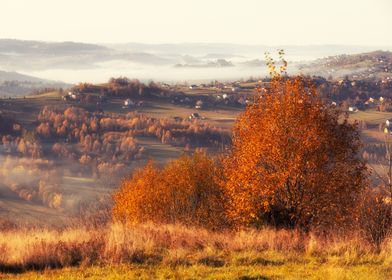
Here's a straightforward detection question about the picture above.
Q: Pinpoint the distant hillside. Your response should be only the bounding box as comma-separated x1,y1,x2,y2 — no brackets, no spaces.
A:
0,70,52,83
0,39,108,55
0,39,114,71
0,70,69,97
298,50,392,80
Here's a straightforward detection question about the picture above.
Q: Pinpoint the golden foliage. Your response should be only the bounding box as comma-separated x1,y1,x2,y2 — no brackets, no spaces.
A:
112,152,228,230
223,76,367,229
265,50,287,77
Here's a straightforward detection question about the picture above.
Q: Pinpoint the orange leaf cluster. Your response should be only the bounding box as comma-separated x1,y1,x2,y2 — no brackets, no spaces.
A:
112,152,228,230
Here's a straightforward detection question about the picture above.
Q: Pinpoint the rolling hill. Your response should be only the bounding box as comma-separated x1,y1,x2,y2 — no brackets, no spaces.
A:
0,70,69,97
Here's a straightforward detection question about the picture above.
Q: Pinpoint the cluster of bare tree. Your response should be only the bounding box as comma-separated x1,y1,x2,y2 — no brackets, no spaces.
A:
0,157,62,209
363,143,387,163
0,105,229,180
37,106,229,151
2,136,43,158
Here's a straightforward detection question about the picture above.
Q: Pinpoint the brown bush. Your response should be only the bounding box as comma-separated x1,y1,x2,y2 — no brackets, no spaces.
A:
359,188,392,250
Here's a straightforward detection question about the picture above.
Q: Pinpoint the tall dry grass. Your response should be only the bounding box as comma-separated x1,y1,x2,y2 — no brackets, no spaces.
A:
0,223,391,273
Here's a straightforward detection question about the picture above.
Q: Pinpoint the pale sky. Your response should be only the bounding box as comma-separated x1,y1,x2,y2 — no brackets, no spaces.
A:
0,0,391,46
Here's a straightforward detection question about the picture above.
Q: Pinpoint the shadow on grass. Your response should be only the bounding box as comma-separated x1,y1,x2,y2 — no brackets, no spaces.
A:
236,257,285,266
238,276,270,280
0,262,68,274
198,256,225,267
250,258,284,266
0,264,25,274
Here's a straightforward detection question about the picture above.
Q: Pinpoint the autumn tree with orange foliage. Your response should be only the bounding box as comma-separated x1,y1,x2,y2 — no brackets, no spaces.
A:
112,152,228,230
224,68,367,230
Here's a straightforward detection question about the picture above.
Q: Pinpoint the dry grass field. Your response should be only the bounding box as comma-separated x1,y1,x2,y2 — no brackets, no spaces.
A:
0,223,390,279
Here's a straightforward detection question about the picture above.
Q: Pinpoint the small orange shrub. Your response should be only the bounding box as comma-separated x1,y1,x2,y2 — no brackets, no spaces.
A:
112,152,228,230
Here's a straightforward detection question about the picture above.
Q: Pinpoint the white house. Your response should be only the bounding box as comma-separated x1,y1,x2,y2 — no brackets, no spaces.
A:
62,95,71,101
67,91,78,100
189,112,201,120
231,87,240,92
195,100,203,109
124,98,134,107
189,85,198,90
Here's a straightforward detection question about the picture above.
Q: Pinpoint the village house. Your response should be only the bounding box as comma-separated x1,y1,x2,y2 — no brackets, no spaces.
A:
231,86,242,93
364,97,376,108
189,85,198,90
13,123,22,132
195,100,203,109
62,91,79,102
68,91,79,100
188,112,201,120
62,95,71,101
123,98,134,107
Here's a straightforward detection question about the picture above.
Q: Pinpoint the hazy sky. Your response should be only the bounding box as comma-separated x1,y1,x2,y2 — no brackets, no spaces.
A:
0,0,391,45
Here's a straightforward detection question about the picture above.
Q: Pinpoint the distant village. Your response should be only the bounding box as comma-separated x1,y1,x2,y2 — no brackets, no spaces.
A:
299,50,392,82
54,74,392,118
55,78,257,121
0,75,391,120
